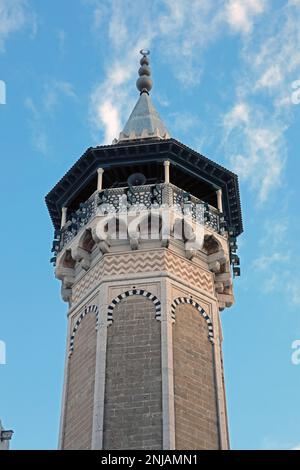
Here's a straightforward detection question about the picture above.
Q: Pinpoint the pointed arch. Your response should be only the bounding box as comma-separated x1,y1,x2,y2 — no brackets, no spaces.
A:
69,304,99,354
58,249,76,269
171,297,214,343
203,234,221,255
107,289,161,323
78,228,95,252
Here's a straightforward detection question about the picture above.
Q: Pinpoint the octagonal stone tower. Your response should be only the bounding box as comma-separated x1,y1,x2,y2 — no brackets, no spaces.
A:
46,51,243,450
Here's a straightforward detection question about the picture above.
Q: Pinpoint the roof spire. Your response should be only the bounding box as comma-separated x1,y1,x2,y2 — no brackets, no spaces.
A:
114,49,170,143
136,49,152,95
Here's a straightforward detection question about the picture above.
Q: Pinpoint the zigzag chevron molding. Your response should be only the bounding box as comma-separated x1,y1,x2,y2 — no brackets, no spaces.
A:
72,249,214,304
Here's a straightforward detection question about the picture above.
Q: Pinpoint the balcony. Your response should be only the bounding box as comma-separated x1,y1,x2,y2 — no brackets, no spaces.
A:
53,183,224,255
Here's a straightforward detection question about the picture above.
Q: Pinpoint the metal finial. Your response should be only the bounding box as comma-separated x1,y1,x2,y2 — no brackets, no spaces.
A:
136,49,153,94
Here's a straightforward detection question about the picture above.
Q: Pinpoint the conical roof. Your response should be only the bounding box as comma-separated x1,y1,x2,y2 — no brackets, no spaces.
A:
115,49,170,143
117,92,170,142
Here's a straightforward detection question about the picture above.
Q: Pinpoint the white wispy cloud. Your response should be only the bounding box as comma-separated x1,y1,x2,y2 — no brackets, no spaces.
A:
84,0,109,31
251,214,286,293
168,112,201,135
85,0,299,210
287,281,300,305
158,0,266,78
222,0,300,204
43,80,77,113
261,436,300,450
260,218,290,248
89,0,156,143
0,0,36,52
57,29,66,56
24,97,49,155
87,0,269,144
250,1,300,108
24,80,77,154
89,47,146,144
157,0,218,86
252,213,300,305
253,252,290,270
223,102,287,203
225,0,267,34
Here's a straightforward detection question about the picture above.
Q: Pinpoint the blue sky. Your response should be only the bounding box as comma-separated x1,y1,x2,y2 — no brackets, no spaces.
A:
0,0,300,450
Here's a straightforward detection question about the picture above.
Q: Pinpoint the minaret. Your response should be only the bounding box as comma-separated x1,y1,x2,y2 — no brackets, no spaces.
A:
46,50,243,450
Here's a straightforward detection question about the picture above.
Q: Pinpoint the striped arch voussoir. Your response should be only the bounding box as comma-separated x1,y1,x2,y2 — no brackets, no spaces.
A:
171,297,214,344
69,304,99,355
107,289,161,324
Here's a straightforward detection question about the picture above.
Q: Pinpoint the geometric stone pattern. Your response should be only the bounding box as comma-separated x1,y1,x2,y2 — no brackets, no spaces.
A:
72,249,214,304
103,296,162,449
173,303,219,450
165,251,213,293
62,313,97,449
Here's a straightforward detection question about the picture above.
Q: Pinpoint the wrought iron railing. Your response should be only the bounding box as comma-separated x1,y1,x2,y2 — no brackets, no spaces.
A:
52,183,222,255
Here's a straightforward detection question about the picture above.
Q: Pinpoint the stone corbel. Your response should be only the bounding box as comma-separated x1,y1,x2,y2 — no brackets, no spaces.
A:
98,240,109,254
208,249,227,266
91,224,110,253
129,232,139,250
185,238,202,260
207,245,235,310
55,266,75,286
55,250,76,303
61,284,72,302
128,218,141,250
71,246,91,271
208,260,221,273
161,211,170,248
215,266,234,310
185,246,196,260
217,292,234,309
55,265,75,303
215,272,232,288
215,282,224,293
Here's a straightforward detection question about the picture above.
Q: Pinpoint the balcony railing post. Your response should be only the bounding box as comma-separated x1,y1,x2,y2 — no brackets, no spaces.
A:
164,160,170,183
61,207,67,228
162,183,173,207
217,189,223,213
97,168,104,191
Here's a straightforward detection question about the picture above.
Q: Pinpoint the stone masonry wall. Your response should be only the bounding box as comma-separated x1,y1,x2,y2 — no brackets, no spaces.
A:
62,313,97,449
103,296,162,450
173,303,219,449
